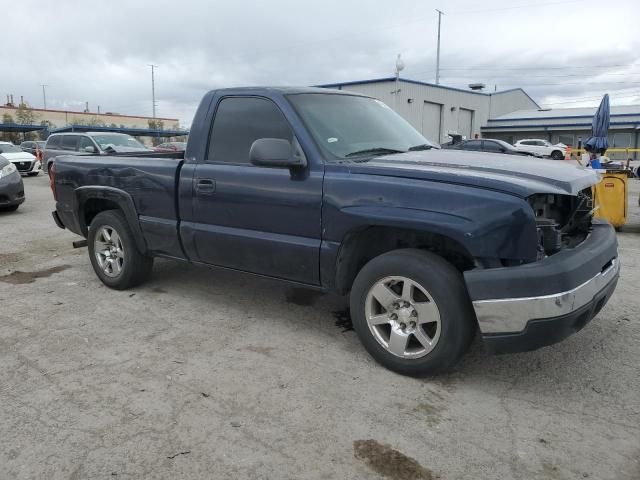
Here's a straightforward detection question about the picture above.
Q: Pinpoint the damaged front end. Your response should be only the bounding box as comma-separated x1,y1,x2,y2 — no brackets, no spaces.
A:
528,188,596,259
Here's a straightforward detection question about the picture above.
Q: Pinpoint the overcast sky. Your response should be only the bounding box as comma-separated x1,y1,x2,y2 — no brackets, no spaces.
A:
4,0,639,125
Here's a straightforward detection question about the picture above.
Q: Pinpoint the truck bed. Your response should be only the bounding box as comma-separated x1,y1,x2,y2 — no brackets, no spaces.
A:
54,155,184,257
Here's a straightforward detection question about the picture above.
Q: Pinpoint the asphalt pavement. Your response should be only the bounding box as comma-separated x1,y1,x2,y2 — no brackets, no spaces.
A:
0,174,638,479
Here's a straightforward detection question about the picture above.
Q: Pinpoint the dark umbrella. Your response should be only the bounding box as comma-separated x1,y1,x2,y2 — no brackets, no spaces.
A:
584,94,610,153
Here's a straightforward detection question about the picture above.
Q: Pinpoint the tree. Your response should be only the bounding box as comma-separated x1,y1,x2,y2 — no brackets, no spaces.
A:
0,113,20,143
148,119,165,145
15,104,38,125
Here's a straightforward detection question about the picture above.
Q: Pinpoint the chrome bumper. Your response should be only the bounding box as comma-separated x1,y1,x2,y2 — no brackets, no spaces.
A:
473,258,620,334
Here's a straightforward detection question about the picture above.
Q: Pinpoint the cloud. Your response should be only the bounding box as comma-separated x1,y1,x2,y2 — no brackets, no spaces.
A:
4,0,639,124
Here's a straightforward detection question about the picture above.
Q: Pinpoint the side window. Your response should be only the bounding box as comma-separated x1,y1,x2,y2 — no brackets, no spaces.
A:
62,135,79,151
520,140,533,146
78,136,95,152
482,141,503,152
46,136,61,148
463,140,482,150
207,97,293,164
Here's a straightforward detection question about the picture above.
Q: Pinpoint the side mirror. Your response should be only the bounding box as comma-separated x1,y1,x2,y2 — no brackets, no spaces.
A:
84,146,97,153
250,138,307,168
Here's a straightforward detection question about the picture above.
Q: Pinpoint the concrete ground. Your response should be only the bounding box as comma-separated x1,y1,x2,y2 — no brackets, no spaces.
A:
1,174,638,480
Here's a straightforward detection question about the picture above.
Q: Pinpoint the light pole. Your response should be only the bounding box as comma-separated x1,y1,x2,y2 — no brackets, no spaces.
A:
394,54,405,111
435,9,444,85
41,84,48,109
149,64,158,118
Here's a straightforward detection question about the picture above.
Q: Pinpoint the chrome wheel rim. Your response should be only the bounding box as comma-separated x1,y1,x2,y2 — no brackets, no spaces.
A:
94,225,125,278
364,276,441,359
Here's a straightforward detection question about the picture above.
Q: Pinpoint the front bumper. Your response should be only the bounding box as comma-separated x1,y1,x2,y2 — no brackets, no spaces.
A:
13,160,41,174
0,171,25,207
464,220,619,353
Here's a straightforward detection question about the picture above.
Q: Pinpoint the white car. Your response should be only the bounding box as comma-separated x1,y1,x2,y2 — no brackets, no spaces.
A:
513,139,566,160
0,141,41,176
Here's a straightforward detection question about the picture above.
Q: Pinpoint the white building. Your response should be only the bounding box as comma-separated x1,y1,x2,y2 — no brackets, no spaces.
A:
318,77,540,144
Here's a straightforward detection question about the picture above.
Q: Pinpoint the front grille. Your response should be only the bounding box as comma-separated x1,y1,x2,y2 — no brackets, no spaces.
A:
15,161,33,172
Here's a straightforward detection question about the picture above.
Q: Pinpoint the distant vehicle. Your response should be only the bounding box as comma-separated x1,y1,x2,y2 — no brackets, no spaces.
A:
43,132,151,172
514,139,566,160
0,141,42,176
51,87,618,376
0,155,25,211
447,138,541,157
154,142,187,152
20,140,46,156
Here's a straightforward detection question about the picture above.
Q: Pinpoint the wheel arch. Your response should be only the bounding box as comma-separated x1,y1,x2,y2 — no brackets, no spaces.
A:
333,225,475,295
75,186,148,254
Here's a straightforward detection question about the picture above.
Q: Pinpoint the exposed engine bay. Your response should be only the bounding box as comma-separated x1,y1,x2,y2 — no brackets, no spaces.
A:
529,188,595,259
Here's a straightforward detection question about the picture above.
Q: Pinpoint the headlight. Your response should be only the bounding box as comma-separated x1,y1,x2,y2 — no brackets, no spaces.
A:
0,163,17,179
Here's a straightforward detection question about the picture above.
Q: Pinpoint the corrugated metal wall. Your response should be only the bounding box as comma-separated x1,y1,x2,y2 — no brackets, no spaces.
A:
335,80,533,144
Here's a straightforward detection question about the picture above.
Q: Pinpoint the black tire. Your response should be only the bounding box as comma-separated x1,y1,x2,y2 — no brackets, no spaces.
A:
87,210,153,289
1,204,19,212
349,249,476,376
27,172,39,177
551,150,564,160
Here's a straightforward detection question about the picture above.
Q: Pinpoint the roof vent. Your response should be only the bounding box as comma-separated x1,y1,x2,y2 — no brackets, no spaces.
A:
468,83,486,91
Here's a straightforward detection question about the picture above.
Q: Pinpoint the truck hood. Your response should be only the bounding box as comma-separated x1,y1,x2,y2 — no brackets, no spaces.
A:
347,150,598,197
1,151,35,162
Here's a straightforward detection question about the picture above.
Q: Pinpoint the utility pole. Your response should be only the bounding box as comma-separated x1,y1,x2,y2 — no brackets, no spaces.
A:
435,9,444,85
149,64,158,118
41,84,48,109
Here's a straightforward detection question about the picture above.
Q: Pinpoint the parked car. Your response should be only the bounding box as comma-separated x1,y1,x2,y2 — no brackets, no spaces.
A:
0,141,42,176
43,132,151,172
154,142,187,152
51,87,618,376
447,138,541,157
20,140,46,157
514,139,566,159
0,155,25,211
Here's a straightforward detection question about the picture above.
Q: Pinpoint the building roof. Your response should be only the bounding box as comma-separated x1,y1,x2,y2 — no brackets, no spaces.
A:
316,77,539,105
49,125,188,137
0,122,47,133
489,104,640,121
0,105,178,122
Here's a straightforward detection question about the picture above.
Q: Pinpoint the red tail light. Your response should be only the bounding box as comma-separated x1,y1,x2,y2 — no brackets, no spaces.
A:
49,163,57,200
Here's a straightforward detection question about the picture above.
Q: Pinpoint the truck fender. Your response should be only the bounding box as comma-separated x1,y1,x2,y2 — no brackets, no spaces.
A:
74,186,148,254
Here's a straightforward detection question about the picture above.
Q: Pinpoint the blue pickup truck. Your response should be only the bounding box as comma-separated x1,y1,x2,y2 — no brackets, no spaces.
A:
51,87,619,376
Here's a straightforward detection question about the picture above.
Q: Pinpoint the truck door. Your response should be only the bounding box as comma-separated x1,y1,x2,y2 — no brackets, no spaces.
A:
182,96,323,285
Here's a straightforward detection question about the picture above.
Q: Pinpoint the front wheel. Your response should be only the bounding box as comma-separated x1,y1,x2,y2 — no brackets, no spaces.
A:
551,150,564,160
349,249,476,376
88,210,153,289
27,172,39,177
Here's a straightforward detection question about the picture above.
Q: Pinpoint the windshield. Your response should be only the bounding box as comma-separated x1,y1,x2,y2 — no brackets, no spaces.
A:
494,139,517,151
287,94,437,160
91,134,147,150
0,143,23,154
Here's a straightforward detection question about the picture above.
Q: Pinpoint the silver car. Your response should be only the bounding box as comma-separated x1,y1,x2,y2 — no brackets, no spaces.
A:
43,132,150,172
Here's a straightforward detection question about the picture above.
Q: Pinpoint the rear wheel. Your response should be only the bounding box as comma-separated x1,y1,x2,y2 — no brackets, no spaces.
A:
349,249,476,376
27,172,39,177
1,205,19,212
551,150,564,160
88,210,153,289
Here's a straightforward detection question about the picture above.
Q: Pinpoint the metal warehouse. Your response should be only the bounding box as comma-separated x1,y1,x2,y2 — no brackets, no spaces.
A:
319,77,540,144
483,105,640,160
320,77,640,160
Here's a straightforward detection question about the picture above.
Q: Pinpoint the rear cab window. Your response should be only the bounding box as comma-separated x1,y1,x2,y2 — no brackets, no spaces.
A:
46,136,62,148
62,135,79,151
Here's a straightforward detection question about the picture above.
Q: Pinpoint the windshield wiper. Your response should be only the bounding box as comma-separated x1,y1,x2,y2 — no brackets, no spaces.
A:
408,144,434,151
345,147,406,158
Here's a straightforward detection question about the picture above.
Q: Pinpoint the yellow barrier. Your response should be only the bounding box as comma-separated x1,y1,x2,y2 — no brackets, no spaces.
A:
572,148,640,154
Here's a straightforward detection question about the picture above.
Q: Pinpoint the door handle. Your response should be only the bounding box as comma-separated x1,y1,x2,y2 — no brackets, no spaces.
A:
194,178,216,194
